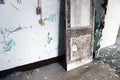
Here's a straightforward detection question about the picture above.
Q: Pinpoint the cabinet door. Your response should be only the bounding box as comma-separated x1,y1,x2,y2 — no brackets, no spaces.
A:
65,0,94,71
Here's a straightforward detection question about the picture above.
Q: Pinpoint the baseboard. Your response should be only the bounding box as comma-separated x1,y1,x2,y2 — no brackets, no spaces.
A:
0,55,65,78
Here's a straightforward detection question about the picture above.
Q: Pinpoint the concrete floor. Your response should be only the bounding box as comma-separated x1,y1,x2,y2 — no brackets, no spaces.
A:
0,61,120,80
99,45,120,74
99,27,120,74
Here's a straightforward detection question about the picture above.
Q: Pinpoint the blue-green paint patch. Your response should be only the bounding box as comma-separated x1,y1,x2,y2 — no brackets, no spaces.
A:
44,14,57,22
0,26,33,52
3,39,16,52
0,28,17,52
47,32,53,44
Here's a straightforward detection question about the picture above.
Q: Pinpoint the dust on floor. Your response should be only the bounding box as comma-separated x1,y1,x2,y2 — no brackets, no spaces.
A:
0,61,119,80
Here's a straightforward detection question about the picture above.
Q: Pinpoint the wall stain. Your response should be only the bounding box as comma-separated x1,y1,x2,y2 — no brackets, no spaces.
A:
38,57,41,59
8,59,11,63
44,44,46,47
19,58,22,61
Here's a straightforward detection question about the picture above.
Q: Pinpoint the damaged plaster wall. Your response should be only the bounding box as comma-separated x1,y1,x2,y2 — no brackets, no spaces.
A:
0,0,61,71
100,0,120,48
94,0,106,54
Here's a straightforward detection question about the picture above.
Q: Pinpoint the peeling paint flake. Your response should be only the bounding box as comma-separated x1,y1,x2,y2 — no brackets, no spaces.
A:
47,32,53,44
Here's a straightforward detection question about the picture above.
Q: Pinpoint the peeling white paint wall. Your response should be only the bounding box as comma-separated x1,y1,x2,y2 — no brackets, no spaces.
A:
100,0,120,48
0,0,61,71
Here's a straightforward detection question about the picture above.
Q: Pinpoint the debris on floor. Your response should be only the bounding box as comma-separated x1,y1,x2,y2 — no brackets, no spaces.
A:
98,44,120,74
7,71,22,78
1,62,119,80
98,28,120,75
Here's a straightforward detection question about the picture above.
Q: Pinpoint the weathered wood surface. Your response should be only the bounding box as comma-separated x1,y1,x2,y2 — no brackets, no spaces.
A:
65,0,94,71
71,0,90,27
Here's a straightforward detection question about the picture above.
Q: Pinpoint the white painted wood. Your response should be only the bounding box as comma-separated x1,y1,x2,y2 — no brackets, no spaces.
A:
71,0,90,27
67,56,92,71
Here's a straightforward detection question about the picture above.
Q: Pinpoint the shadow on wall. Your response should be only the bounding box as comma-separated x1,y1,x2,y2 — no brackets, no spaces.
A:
58,0,66,69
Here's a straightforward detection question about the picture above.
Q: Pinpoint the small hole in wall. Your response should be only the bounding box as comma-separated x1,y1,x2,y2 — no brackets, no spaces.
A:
0,0,5,4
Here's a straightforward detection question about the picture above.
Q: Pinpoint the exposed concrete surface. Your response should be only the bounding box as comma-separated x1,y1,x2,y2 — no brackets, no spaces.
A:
0,61,119,80
99,27,120,74
99,45,120,74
